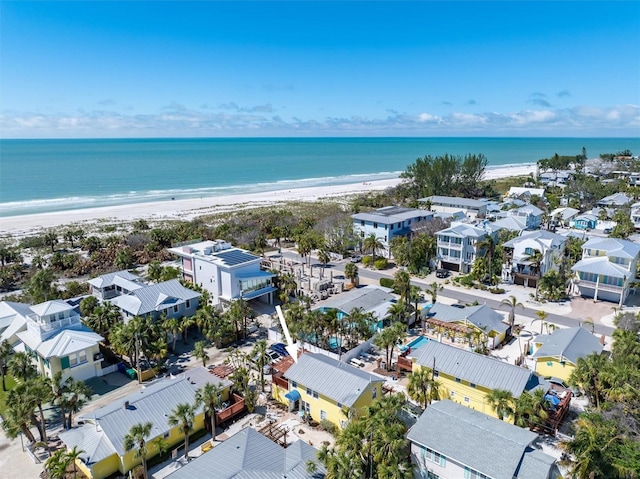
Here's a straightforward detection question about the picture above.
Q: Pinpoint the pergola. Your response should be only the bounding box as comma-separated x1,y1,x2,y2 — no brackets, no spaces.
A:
425,317,472,335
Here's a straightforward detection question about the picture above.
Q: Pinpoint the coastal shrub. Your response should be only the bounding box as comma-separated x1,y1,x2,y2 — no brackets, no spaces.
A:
374,258,388,270
458,275,475,288
318,419,338,435
380,278,394,289
489,287,505,294
362,256,373,267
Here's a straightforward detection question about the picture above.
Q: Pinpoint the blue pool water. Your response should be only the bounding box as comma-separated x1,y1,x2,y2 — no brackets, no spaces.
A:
400,336,429,352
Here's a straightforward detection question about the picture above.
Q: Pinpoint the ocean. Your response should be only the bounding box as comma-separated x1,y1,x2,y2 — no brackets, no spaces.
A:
1,137,638,217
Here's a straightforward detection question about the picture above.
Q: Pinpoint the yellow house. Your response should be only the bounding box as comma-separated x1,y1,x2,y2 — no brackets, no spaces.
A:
411,340,545,423
532,326,603,383
423,303,508,349
272,353,384,429
58,368,231,479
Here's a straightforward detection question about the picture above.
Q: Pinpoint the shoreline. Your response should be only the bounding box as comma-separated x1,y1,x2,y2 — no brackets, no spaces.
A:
0,163,536,237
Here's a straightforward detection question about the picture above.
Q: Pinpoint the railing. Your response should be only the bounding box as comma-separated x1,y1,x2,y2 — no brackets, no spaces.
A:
437,240,463,248
215,393,246,424
397,355,413,372
27,314,81,334
272,374,289,390
575,279,624,293
439,255,462,263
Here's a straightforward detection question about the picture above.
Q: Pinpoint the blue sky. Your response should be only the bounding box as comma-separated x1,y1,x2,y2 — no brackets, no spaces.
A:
1,1,639,138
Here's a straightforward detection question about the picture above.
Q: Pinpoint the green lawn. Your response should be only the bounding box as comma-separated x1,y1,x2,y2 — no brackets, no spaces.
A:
0,375,18,416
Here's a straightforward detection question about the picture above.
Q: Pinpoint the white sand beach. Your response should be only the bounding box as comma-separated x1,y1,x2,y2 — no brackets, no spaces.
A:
1,163,536,237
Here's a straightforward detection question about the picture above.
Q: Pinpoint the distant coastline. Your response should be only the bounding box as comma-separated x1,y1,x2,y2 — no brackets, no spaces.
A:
1,137,637,217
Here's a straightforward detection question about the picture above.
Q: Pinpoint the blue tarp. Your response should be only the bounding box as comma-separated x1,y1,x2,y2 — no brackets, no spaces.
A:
285,390,301,401
545,394,561,406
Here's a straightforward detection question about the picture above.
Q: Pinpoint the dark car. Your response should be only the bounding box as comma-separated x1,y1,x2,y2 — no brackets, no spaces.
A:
603,227,612,234
435,268,449,278
270,342,290,356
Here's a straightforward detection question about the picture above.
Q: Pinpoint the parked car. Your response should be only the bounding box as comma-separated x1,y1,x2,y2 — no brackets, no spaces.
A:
603,227,612,234
350,255,362,263
270,342,290,356
436,268,449,278
547,377,581,397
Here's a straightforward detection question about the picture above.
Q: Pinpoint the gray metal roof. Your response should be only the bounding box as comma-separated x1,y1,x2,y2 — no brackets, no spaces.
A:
87,270,142,289
313,285,394,317
514,204,544,216
492,216,527,232
596,192,632,206
502,230,567,250
581,237,640,259
407,400,554,479
533,326,603,365
517,448,559,479
29,299,75,317
0,301,31,330
59,423,118,465
421,195,486,209
550,207,580,221
110,279,200,316
571,256,632,279
352,206,432,225
436,223,488,239
413,341,533,398
80,377,202,456
426,303,508,334
165,427,325,479
284,353,384,407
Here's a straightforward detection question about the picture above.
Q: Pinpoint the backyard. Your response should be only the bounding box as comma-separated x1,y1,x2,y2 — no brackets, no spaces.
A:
0,374,18,416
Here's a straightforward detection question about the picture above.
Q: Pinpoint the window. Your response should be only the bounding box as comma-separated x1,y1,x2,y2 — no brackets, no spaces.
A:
336,402,343,409
291,381,297,388
433,370,439,377
186,300,191,308
163,431,170,439
69,355,78,367
373,222,378,228
372,387,377,399
360,220,365,226
470,383,476,388
301,401,310,413
524,247,535,256
320,410,327,420
306,387,318,399
450,391,455,397
79,350,87,364
361,231,365,238
173,305,178,313
464,396,470,403
340,420,347,429
455,377,461,383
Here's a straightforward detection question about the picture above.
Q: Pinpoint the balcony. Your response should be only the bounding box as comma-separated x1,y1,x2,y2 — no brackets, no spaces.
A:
437,240,463,249
575,279,624,294
272,374,289,390
215,393,246,425
439,255,462,264
26,314,82,339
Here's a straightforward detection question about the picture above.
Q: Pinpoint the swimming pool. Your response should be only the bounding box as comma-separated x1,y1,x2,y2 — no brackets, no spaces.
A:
399,335,429,352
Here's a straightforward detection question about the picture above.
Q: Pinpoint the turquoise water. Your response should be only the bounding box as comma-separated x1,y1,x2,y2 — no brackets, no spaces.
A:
400,335,430,352
1,137,638,217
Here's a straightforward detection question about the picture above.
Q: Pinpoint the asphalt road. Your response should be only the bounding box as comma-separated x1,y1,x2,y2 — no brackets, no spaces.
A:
274,249,615,336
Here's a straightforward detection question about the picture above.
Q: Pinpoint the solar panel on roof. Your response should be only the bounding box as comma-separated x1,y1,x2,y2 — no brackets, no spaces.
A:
215,250,259,266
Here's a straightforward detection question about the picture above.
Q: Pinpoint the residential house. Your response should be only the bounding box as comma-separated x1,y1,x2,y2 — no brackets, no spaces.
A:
272,353,384,429
502,230,567,288
58,372,229,479
532,326,604,382
571,213,598,230
539,170,572,187
549,207,580,228
407,400,559,479
491,215,527,233
506,204,544,230
596,192,632,208
571,237,640,305
423,303,509,349
164,427,326,479
109,279,200,322
312,285,396,329
506,186,546,200
0,299,106,382
436,222,500,274
631,202,640,230
169,240,276,306
628,173,640,187
87,270,144,300
420,196,487,220
0,301,32,337
352,206,433,258
409,341,547,422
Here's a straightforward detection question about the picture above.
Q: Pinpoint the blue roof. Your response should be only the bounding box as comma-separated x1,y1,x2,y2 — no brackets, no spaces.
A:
285,389,301,401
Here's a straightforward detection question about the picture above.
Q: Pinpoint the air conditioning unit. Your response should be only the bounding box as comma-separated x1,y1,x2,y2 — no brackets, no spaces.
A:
94,353,104,361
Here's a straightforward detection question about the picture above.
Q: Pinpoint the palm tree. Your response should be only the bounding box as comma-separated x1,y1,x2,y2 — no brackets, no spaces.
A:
7,351,36,381
373,322,406,371
168,403,195,460
393,270,411,307
500,295,524,331
532,310,549,335
162,316,181,352
362,233,384,264
407,367,432,409
570,352,608,409
65,445,84,478
45,449,72,479
317,247,331,278
476,236,497,284
0,339,13,391
344,262,359,286
195,383,224,442
193,341,209,367
485,388,514,421
523,249,544,298
424,281,442,304
124,421,153,479
386,301,408,326
251,339,269,392
65,378,93,429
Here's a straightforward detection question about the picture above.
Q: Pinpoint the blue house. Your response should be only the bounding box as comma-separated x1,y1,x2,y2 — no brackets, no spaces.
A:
572,214,598,230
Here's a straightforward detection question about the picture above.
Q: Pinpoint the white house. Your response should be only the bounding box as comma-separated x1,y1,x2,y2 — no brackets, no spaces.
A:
571,237,640,306
0,299,106,382
436,222,500,274
407,400,559,479
506,204,544,230
87,270,144,300
502,230,567,287
420,196,487,220
168,240,276,307
550,207,580,228
631,202,640,230
506,186,546,200
352,206,434,258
